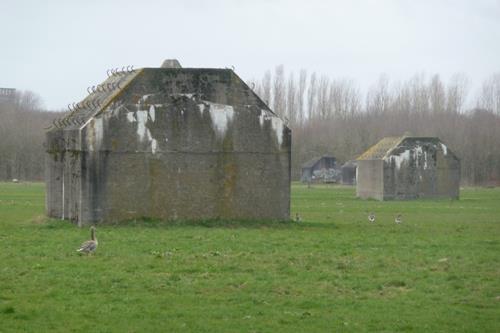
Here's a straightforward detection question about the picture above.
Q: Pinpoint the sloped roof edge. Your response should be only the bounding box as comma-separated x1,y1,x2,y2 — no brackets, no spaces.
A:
50,67,285,132
79,69,143,130
357,136,405,160
357,136,458,161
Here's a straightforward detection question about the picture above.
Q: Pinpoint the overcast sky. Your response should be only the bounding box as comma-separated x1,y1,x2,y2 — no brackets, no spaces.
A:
1,0,499,110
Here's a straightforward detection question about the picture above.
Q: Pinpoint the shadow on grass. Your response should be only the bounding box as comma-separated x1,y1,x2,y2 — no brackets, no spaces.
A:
39,218,75,229
40,217,337,230
110,217,300,229
110,217,339,230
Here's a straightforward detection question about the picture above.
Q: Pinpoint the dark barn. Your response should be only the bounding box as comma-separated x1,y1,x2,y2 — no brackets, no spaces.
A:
341,161,357,185
300,155,338,183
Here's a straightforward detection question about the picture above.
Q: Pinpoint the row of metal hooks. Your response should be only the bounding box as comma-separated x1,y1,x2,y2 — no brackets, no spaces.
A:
86,82,122,95
52,65,135,128
106,66,134,77
52,116,85,128
67,98,103,112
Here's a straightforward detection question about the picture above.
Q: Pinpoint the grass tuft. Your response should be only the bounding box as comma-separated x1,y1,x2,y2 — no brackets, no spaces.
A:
1,306,15,314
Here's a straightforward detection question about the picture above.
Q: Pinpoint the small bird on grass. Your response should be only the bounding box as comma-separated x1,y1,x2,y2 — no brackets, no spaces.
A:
368,212,376,223
295,213,302,223
395,214,402,224
77,226,98,255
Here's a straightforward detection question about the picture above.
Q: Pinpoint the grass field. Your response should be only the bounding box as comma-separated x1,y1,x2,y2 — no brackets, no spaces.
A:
1,182,499,332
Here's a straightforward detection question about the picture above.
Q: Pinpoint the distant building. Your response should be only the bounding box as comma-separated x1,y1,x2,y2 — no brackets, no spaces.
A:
300,155,339,183
0,88,16,104
356,136,460,200
341,161,357,185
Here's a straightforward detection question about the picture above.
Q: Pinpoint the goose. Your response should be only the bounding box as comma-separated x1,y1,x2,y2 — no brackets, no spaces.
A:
295,213,302,223
395,214,402,224
77,226,98,254
368,212,376,223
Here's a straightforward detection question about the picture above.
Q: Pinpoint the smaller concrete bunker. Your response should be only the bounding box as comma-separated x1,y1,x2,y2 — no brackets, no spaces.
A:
356,136,460,200
45,61,291,225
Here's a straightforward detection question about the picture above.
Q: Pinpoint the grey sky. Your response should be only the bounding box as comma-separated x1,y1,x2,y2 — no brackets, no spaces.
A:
1,0,499,110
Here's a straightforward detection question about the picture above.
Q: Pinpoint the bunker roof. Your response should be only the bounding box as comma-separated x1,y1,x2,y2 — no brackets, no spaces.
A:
357,136,454,160
49,65,273,132
357,136,405,160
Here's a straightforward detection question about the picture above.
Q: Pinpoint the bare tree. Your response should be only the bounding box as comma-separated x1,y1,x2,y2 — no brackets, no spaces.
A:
0,92,59,180
297,69,307,126
286,72,297,126
366,74,391,115
446,73,469,114
307,72,317,120
330,79,360,119
261,70,272,106
273,65,286,117
317,76,330,119
477,73,500,115
430,74,446,114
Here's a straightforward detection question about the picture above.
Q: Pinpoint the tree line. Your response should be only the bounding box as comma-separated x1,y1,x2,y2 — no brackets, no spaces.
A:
1,70,499,185
250,67,500,185
0,91,58,181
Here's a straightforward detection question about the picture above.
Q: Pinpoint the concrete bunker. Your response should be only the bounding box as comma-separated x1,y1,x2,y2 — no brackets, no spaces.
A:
45,61,291,225
356,136,460,200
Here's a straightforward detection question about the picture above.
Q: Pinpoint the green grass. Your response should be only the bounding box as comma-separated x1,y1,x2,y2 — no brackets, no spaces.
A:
1,182,499,332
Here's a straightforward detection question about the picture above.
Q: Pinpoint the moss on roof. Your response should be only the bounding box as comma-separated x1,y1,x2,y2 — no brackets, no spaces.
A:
357,136,405,160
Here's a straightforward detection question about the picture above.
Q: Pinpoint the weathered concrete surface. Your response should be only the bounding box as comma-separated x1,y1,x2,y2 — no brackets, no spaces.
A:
46,67,291,224
356,136,460,200
356,160,384,200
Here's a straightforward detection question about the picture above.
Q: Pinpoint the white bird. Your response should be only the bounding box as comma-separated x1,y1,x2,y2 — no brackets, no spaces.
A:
395,214,402,224
77,226,98,254
368,212,376,223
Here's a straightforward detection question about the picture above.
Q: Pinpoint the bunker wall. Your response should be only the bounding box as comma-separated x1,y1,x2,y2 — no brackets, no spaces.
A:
356,160,384,200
